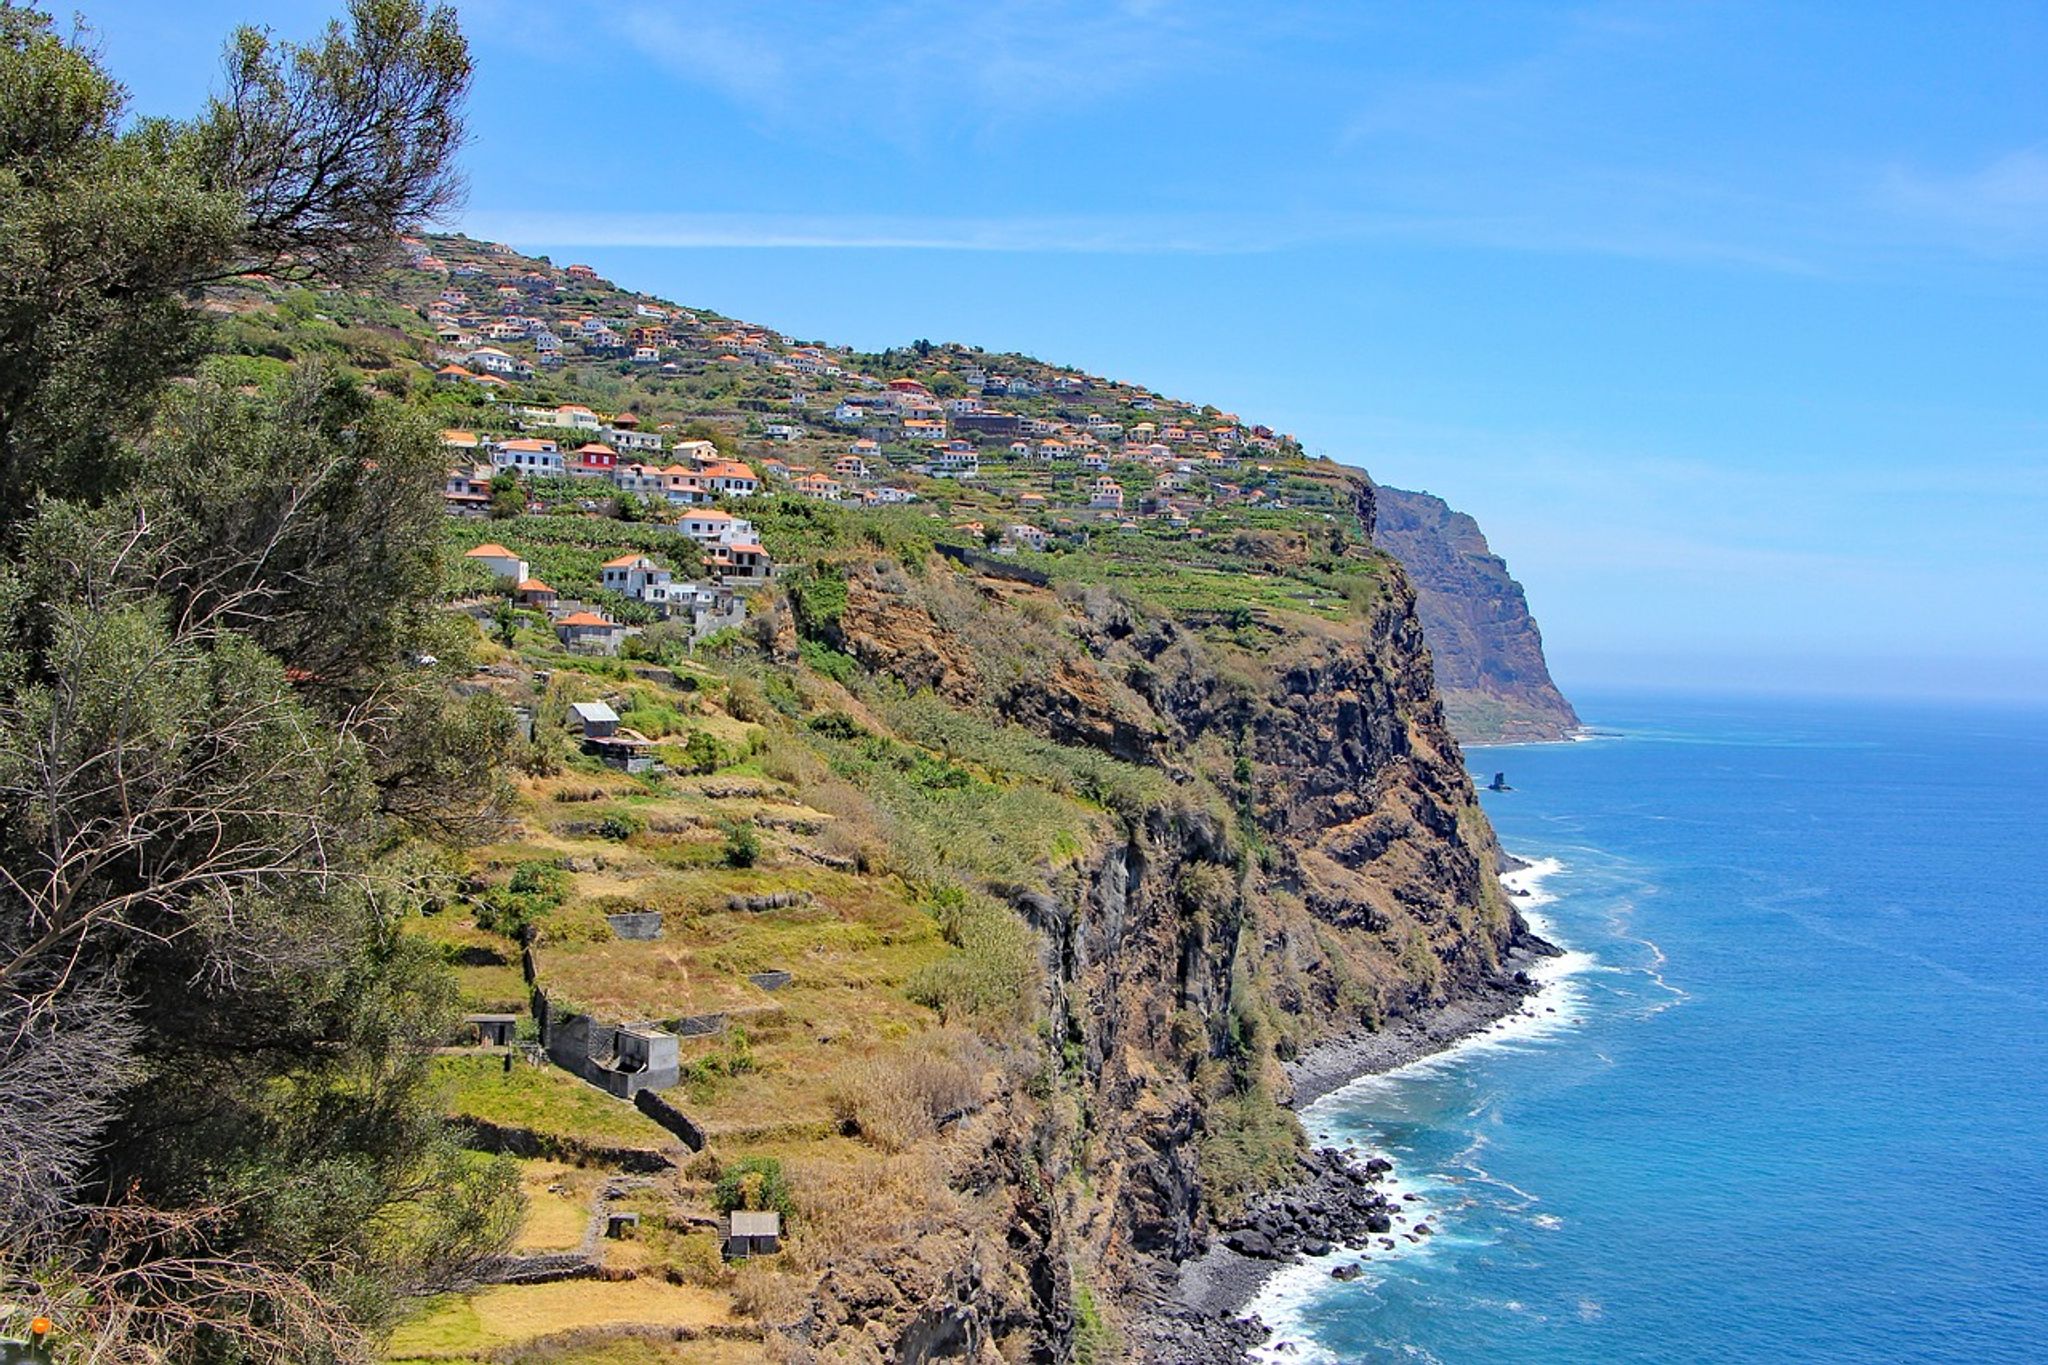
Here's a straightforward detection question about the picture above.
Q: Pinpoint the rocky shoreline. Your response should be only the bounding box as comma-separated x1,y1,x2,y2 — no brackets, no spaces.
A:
1134,934,1559,1364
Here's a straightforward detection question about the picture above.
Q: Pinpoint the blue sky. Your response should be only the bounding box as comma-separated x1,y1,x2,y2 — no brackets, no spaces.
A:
89,1,2048,700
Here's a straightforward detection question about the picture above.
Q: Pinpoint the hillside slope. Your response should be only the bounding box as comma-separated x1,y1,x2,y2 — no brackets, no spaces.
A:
1373,486,1580,743
216,237,1547,1362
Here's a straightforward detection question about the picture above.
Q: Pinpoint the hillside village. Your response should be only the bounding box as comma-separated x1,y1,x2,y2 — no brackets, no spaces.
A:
215,233,1351,661
193,235,1432,1364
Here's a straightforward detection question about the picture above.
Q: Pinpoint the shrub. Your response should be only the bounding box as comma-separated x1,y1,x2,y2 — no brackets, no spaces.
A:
678,729,723,774
529,902,614,946
713,1155,793,1216
829,1033,986,1153
1197,1087,1306,1222
722,818,761,868
1073,1276,1119,1365
723,676,771,724
508,860,569,901
596,810,646,841
805,712,869,741
905,893,1039,1027
798,638,862,686
474,859,571,938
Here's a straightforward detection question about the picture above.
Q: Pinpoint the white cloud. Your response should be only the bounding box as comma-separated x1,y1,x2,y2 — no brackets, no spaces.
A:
1877,148,2048,255
585,1,1216,131
460,207,1343,253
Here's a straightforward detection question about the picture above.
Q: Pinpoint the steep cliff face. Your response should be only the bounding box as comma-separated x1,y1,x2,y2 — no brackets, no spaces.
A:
1372,485,1580,744
809,474,1535,1354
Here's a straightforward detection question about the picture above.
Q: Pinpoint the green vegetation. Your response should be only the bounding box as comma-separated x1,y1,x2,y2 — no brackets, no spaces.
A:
721,818,762,867
0,3,520,1357
434,1056,678,1150
1071,1274,1120,1365
0,5,1508,1357
711,1155,794,1216
905,888,1041,1027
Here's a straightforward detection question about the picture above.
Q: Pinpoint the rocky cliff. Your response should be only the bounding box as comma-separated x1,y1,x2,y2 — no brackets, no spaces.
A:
1372,485,1580,744
796,472,1542,1358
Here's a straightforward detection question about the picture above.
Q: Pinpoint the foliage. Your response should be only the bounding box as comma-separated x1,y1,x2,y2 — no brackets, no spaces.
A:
784,563,848,640
721,818,761,869
710,1156,793,1217
1196,1086,1306,1223
1072,1273,1120,1365
904,890,1040,1028
595,810,646,842
475,859,569,938
828,1032,986,1152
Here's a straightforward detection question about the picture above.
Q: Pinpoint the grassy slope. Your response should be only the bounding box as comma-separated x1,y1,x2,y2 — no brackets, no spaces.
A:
221,237,1489,1361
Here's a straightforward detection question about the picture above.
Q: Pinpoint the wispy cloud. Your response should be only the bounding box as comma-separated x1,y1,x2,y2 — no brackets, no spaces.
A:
593,1,1218,131
463,204,1832,273
1877,147,2048,255
461,208,1333,253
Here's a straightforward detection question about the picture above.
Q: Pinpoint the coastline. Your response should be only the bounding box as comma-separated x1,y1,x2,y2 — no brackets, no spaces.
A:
1138,859,1569,1361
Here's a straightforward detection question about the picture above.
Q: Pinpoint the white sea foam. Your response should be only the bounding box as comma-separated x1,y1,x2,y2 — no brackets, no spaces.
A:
1245,851,1589,1359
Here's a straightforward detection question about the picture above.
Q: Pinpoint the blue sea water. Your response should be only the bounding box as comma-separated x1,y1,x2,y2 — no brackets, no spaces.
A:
1249,692,2048,1363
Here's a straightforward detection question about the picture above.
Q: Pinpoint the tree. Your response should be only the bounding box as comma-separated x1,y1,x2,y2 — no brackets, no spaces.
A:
489,466,523,518
0,0,472,526
722,819,761,868
0,4,517,1358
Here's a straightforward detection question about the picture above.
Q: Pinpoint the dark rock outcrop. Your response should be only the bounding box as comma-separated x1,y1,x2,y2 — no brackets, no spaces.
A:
1372,485,1578,743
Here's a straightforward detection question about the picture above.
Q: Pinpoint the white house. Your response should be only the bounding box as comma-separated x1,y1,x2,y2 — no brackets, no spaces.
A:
521,403,601,432
442,465,492,516
492,437,563,477
462,542,528,582
1006,524,1050,552
602,425,664,453
931,448,979,478
601,553,672,601
701,460,760,497
677,508,750,546
1089,477,1125,511
465,346,522,376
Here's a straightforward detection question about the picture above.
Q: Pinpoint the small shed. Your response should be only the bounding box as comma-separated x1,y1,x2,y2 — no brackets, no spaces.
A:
723,1210,782,1259
464,1013,519,1047
569,700,619,738
605,1211,641,1239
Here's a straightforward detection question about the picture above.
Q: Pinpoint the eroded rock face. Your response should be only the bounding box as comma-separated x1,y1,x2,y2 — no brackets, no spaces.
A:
798,483,1529,1359
1372,484,1579,744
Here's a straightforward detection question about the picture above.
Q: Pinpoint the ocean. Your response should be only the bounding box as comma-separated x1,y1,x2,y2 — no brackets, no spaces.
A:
1247,692,2048,1363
